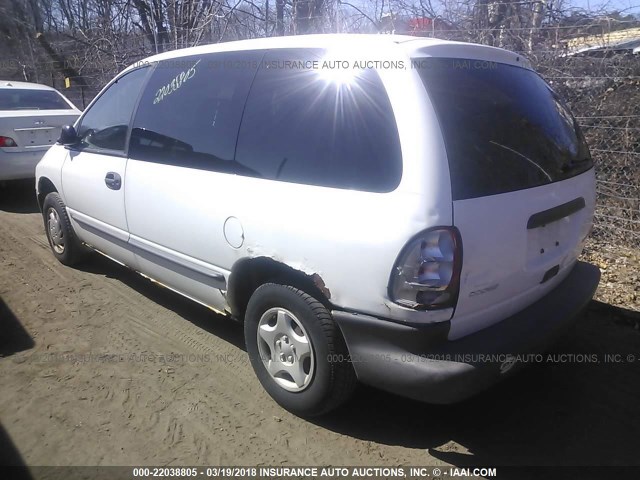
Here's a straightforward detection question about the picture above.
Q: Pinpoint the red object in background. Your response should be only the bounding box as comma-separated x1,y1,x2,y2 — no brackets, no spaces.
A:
407,17,452,34
408,18,434,31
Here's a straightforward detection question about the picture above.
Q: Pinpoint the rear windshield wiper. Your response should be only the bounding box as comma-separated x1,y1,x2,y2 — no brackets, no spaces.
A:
560,158,591,173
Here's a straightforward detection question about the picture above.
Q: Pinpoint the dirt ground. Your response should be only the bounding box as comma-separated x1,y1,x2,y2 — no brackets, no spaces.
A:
1,179,640,473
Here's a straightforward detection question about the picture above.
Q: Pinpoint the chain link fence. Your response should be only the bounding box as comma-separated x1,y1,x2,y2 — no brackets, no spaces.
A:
580,114,640,248
541,54,640,249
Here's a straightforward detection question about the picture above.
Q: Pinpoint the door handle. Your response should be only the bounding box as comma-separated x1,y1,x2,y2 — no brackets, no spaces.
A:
105,172,122,190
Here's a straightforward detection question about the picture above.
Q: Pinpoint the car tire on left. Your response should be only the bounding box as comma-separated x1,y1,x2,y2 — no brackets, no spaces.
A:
42,192,86,266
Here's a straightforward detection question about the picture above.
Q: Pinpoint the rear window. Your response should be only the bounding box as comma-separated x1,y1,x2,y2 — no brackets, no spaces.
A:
0,89,72,110
415,58,592,200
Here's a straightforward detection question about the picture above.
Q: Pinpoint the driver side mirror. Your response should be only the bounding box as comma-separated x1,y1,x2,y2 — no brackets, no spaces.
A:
58,125,79,146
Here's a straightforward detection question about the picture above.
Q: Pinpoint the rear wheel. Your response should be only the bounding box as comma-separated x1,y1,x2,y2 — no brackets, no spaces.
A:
42,192,86,266
244,283,356,416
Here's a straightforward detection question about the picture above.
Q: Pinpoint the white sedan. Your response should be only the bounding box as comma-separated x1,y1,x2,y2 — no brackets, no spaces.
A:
0,81,81,181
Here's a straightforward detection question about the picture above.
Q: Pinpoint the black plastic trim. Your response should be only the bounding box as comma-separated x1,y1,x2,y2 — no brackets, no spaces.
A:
128,236,226,288
541,264,560,284
334,261,600,404
527,197,585,229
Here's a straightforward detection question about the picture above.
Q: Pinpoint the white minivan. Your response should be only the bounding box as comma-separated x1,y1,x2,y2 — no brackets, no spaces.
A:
35,34,600,416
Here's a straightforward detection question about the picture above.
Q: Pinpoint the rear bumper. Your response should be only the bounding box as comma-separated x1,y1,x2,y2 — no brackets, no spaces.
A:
333,261,600,404
0,148,48,180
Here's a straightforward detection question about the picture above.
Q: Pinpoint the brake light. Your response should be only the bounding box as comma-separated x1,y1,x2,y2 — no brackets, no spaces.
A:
389,227,462,310
0,136,17,147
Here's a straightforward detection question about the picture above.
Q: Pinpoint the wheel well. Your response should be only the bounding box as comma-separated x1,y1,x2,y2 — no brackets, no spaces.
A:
227,257,332,321
37,178,58,212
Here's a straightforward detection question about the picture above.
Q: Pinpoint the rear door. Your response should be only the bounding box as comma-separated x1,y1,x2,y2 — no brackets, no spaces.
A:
416,58,595,339
61,66,150,265
124,51,262,309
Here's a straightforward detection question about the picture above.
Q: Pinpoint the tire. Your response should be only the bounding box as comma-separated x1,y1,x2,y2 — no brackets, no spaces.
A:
244,283,357,417
42,192,86,266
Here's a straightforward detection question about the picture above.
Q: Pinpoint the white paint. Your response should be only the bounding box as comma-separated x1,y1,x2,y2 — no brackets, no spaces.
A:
449,171,595,339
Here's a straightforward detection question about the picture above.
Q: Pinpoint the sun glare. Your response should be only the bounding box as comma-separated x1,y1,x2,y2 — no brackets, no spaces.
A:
318,51,361,86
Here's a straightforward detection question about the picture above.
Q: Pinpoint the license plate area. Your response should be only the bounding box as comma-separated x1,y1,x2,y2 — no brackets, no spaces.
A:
14,127,56,147
527,220,567,267
526,197,586,270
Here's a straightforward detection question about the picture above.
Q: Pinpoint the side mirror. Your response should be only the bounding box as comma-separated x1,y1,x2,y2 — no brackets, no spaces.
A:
58,125,79,146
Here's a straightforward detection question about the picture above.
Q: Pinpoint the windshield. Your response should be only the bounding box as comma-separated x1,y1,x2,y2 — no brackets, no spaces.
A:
415,58,592,200
0,89,73,111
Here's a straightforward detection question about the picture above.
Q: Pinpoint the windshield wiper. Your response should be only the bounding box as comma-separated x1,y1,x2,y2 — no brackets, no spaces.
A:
560,158,591,173
489,141,553,181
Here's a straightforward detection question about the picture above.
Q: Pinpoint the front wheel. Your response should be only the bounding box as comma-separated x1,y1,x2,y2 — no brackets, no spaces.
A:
42,192,86,266
244,283,356,416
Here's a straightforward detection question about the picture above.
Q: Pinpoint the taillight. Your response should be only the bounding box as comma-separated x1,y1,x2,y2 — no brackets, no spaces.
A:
0,136,17,147
389,227,462,310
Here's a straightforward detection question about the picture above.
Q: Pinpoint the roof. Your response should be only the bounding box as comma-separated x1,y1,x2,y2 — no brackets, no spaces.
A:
133,33,528,72
0,80,59,91
141,34,438,63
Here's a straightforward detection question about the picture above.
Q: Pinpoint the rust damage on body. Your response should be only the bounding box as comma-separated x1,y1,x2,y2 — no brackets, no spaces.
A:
227,256,333,319
311,273,331,299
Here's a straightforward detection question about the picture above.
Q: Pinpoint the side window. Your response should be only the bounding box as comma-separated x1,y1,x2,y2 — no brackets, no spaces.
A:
76,67,149,152
235,49,402,192
129,51,262,173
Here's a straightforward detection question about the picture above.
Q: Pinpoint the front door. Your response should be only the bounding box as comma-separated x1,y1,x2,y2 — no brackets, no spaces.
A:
61,66,150,265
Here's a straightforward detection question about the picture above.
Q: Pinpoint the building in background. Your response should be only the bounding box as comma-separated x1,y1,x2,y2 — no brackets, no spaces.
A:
563,26,640,56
